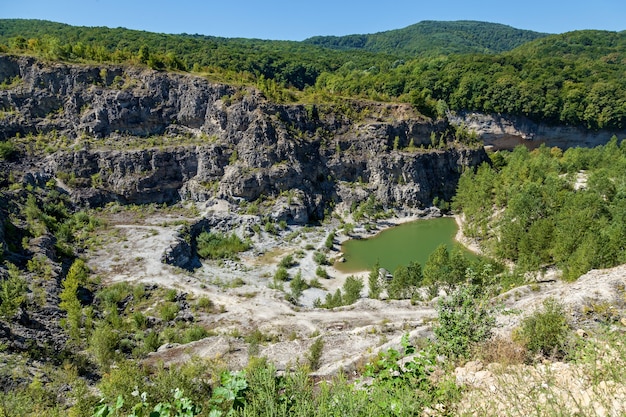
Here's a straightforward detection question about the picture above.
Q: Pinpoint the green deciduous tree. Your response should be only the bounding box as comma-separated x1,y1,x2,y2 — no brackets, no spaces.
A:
388,261,422,299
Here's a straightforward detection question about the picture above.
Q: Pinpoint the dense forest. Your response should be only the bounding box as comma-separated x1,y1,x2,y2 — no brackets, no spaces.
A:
454,139,626,280
304,20,548,55
1,19,624,129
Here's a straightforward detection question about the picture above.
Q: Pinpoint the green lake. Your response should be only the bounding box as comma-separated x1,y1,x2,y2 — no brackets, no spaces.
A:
336,217,474,273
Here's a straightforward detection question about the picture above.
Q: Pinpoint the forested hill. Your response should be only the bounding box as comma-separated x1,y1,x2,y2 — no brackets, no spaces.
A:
0,19,391,89
0,19,625,130
303,20,548,56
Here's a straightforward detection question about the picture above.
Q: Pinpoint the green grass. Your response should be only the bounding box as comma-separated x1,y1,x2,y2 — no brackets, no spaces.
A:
196,231,251,260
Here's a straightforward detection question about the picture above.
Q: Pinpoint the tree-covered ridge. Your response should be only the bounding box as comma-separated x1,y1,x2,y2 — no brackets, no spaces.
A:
313,30,626,129
304,20,549,56
454,138,626,281
0,19,391,89
0,19,625,130
511,29,626,60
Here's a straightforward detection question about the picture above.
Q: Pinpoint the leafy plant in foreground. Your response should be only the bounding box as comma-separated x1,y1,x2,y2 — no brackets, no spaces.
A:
364,334,461,415
433,284,495,359
514,297,571,359
93,388,201,417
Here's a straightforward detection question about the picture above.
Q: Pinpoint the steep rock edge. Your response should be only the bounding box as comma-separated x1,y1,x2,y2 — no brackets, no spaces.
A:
0,54,487,224
450,111,626,150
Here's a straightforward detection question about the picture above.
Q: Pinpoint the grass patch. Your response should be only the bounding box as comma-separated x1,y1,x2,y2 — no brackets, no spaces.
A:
196,232,251,260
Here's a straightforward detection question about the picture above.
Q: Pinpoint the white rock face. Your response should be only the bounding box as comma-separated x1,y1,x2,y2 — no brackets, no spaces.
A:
449,111,626,150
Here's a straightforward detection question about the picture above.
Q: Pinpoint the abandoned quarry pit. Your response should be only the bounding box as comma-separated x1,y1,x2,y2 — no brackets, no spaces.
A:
84,200,626,377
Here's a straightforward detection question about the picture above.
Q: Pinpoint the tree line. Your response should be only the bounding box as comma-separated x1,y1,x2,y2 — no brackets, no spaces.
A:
0,20,624,129
453,138,626,280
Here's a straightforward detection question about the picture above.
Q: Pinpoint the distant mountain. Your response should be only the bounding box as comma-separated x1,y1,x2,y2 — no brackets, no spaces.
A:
508,29,626,59
303,20,549,56
0,19,391,89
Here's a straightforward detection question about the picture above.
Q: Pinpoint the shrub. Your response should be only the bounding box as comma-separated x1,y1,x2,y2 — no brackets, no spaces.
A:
364,335,461,414
97,281,132,309
324,232,335,250
143,331,161,352
279,254,295,268
433,284,495,359
196,232,250,260
132,312,148,330
0,140,15,160
89,322,119,371
0,262,27,318
309,278,323,289
93,387,201,417
289,271,309,304
315,266,328,279
165,288,178,302
159,302,179,321
274,266,289,282
313,251,329,265
307,337,324,370
264,221,277,235
183,325,209,344
195,297,213,311
514,297,571,359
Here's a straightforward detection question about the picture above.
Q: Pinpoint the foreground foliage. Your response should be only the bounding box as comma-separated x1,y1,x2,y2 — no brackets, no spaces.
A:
514,297,572,359
434,284,496,359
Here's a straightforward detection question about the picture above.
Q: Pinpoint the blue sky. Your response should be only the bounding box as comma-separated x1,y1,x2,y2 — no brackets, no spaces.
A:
2,0,624,40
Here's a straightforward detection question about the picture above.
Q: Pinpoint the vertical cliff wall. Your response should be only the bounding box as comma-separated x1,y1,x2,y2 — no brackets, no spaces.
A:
0,55,488,222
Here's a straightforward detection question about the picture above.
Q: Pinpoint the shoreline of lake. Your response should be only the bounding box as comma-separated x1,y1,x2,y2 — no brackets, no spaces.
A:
329,209,480,276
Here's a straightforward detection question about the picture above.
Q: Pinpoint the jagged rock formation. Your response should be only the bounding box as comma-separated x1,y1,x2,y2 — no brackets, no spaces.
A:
449,111,626,150
1,54,487,223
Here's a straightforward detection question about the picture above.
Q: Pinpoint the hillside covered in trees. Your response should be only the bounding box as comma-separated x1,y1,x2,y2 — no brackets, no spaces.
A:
0,19,624,130
304,20,548,56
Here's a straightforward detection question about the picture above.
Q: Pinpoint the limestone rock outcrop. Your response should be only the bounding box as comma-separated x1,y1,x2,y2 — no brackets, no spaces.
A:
449,111,626,150
0,55,488,223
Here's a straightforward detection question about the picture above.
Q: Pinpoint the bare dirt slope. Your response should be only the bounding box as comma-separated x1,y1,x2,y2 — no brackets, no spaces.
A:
86,204,626,377
86,205,440,375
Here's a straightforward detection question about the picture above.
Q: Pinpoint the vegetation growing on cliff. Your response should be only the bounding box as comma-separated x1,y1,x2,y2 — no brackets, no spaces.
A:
0,20,624,129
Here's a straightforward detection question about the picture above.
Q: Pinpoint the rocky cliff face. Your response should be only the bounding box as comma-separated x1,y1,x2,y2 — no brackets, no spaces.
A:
449,111,626,150
1,55,487,222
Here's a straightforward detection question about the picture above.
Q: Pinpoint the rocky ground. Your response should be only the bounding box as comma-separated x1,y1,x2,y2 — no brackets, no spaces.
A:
85,200,443,375
84,200,626,383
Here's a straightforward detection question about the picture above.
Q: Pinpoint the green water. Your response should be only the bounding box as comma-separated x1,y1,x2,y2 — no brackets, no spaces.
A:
337,217,473,273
